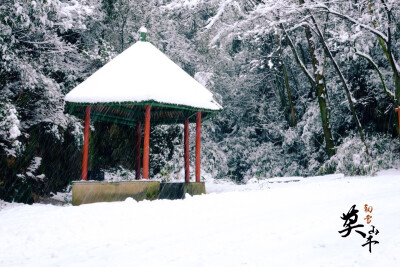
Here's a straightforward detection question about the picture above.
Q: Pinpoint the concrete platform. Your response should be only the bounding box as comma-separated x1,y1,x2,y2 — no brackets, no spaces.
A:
158,182,206,200
72,181,206,205
72,181,160,206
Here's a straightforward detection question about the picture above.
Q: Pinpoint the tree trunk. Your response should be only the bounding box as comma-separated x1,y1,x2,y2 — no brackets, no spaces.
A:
310,15,369,156
282,22,335,156
275,77,287,109
298,1,335,157
276,33,296,126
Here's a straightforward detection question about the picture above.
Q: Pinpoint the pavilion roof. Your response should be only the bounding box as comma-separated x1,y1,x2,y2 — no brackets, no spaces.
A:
64,40,222,125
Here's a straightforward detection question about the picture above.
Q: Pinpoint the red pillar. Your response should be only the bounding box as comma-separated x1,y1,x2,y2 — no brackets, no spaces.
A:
135,121,142,180
142,105,151,179
195,111,201,182
184,119,190,183
81,106,91,181
395,106,400,136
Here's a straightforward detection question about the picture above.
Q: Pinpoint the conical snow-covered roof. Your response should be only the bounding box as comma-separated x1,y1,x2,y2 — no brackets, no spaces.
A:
65,41,221,111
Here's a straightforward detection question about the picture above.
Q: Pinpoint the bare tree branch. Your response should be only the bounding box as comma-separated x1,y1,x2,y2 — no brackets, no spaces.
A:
354,47,395,104
280,24,315,87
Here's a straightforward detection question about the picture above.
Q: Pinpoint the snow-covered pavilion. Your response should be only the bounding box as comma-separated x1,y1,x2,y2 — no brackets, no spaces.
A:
65,28,222,186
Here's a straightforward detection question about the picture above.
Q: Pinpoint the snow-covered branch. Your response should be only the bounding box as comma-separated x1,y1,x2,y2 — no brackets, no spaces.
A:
355,50,395,103
205,0,233,30
281,24,315,87
313,4,389,43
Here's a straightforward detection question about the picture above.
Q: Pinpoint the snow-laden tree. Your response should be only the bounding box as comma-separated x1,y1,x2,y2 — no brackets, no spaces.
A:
0,0,103,202
164,0,400,179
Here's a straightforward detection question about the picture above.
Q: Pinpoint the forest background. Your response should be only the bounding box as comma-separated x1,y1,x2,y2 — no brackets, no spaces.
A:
1,0,399,203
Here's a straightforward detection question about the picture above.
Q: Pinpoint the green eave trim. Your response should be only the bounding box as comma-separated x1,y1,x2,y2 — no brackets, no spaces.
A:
65,100,222,114
64,100,221,126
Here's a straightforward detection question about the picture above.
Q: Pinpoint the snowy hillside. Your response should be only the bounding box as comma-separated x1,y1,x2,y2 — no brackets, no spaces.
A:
1,170,399,266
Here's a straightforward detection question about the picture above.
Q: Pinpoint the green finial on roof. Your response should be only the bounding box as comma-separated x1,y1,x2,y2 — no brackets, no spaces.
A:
139,26,147,42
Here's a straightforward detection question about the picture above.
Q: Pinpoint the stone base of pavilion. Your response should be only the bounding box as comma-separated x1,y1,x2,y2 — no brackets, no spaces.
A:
158,182,205,200
72,181,159,206
72,181,205,206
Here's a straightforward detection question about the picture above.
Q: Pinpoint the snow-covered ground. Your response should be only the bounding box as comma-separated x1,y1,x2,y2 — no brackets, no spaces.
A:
1,170,399,266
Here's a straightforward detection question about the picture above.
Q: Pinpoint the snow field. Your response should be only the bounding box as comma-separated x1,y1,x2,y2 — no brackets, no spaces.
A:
0,170,399,266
